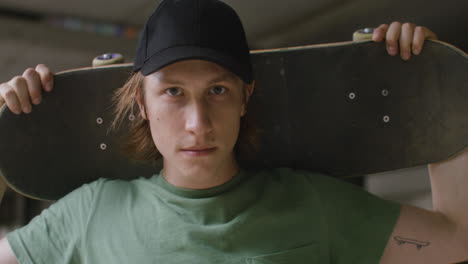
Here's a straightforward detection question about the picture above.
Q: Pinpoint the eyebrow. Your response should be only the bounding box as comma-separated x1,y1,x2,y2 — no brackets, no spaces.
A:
159,73,238,85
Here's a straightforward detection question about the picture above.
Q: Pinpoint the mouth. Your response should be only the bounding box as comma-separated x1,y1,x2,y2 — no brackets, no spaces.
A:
181,147,217,156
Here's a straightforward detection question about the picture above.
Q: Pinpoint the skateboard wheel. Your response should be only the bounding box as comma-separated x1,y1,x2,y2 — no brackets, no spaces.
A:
92,53,125,67
353,28,374,41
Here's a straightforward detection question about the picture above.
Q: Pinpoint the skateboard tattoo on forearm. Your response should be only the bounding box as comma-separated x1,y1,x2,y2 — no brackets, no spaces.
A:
394,236,430,250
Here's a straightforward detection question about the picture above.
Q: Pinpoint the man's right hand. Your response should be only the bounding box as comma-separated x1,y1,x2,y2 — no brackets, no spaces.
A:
0,64,53,114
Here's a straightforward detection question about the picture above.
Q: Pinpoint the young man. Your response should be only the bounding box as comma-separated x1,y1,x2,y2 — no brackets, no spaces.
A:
0,0,467,263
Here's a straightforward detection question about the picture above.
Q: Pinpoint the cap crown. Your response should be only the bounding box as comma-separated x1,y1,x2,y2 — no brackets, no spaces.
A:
133,0,253,83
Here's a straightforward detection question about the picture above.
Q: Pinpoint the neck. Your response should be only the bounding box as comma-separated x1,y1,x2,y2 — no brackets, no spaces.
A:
161,155,239,189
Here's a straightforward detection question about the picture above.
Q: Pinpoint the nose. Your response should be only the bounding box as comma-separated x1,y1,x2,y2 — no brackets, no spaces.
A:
185,100,213,135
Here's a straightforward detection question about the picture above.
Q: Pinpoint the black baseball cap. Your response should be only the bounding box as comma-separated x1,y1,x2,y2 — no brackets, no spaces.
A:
132,0,254,84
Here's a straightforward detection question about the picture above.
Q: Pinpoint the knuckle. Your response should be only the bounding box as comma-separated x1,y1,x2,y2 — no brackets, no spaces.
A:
23,68,34,74
402,22,413,28
415,26,425,33
377,24,387,30
23,68,39,79
23,68,36,75
10,76,26,86
36,64,50,73
386,38,397,45
4,88,16,98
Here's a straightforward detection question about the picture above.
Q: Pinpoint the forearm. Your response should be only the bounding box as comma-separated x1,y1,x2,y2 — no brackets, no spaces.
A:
428,148,468,239
0,238,18,264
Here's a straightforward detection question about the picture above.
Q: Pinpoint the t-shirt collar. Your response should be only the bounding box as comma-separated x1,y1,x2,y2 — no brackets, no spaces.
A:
153,168,247,198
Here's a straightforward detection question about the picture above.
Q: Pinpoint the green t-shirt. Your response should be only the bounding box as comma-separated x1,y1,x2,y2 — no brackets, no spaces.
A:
7,167,400,264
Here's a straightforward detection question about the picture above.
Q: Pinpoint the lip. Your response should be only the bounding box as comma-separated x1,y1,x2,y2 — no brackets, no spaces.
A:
181,146,216,151
181,147,217,156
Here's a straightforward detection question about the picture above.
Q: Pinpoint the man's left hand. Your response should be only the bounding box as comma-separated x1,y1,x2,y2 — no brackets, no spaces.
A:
372,22,438,60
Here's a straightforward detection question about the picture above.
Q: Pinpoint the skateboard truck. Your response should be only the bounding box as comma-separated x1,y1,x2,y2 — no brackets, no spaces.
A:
353,28,374,41
92,53,125,67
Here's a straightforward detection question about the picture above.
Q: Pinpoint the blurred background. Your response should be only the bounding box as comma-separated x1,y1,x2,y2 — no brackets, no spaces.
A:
0,0,467,236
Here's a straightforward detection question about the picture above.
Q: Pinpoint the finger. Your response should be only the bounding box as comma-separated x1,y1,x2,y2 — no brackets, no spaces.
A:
399,23,415,60
22,68,42,105
35,64,54,92
412,26,425,55
372,24,389,42
0,83,22,114
412,26,438,55
9,76,32,114
385,21,402,56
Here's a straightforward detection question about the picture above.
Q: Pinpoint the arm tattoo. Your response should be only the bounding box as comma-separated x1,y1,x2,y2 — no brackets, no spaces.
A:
393,236,430,250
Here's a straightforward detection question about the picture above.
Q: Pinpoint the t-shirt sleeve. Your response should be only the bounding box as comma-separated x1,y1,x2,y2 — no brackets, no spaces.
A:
307,172,401,264
5,179,103,264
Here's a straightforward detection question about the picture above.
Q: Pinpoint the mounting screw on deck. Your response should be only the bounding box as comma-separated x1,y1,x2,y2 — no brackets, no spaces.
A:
383,115,390,123
382,89,389,96
349,92,356,100
100,143,107,151
96,117,103,125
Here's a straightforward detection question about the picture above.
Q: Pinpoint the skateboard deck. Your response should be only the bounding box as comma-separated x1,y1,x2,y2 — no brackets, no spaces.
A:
0,39,466,201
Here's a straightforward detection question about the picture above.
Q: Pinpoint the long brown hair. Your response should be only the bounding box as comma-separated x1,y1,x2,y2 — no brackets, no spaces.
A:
110,71,260,166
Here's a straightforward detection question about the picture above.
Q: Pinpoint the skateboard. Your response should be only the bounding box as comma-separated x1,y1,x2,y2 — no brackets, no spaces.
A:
0,39,466,201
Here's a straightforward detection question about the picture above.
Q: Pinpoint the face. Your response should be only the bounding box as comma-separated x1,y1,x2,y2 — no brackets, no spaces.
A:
137,60,253,176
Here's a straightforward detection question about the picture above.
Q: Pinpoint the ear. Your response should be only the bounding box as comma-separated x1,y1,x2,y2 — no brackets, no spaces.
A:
136,88,148,120
241,80,255,117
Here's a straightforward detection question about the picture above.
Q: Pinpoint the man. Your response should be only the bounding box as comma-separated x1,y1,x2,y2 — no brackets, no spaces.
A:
0,0,466,263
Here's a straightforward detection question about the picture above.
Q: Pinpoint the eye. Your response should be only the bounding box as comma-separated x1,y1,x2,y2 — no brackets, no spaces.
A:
165,87,182,96
210,86,227,95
